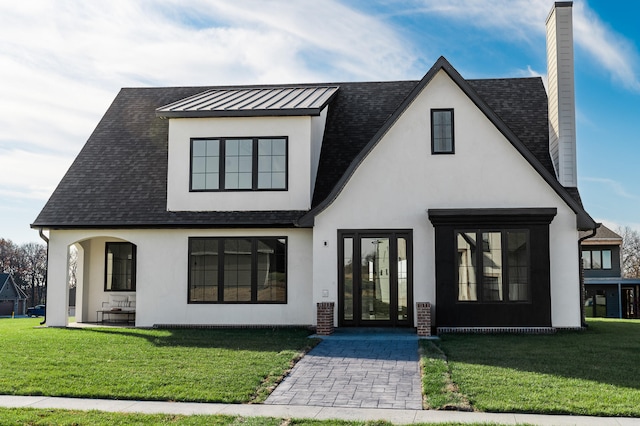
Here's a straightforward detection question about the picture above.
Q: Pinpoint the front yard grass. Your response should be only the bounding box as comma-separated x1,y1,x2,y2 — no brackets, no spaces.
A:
0,318,315,403
422,318,640,417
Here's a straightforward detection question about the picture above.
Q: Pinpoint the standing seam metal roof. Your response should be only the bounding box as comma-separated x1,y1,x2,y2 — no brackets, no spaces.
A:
156,86,339,118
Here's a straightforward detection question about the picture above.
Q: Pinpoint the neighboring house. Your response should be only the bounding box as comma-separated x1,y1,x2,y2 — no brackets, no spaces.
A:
581,225,640,319
0,273,27,316
32,2,597,332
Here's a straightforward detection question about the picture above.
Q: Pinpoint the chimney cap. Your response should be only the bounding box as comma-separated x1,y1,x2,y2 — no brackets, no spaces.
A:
546,1,573,24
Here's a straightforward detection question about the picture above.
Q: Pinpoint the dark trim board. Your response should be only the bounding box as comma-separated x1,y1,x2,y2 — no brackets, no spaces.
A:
430,209,554,327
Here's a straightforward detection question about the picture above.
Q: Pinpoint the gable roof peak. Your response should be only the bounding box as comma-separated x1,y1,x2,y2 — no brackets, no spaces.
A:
300,56,595,230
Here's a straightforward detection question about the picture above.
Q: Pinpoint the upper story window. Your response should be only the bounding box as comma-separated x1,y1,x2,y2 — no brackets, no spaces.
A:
582,249,612,270
105,242,136,291
431,109,454,154
191,137,287,191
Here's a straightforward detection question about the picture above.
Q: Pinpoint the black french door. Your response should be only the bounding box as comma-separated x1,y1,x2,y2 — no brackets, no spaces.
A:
338,230,412,327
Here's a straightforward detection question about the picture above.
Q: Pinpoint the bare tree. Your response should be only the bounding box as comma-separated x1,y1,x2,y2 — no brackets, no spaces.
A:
0,238,21,276
0,238,47,305
616,226,640,278
21,243,48,305
68,245,78,289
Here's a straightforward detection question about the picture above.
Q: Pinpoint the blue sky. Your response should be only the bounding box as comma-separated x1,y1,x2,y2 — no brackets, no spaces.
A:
0,0,638,244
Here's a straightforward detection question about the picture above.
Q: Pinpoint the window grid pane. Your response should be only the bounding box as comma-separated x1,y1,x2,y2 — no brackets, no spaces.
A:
481,232,503,301
602,250,612,269
223,239,252,302
507,231,529,302
189,239,218,302
432,110,453,153
256,238,286,302
224,139,253,190
192,137,287,191
456,230,529,303
105,243,135,291
189,237,286,303
457,232,478,301
258,138,286,189
191,139,220,190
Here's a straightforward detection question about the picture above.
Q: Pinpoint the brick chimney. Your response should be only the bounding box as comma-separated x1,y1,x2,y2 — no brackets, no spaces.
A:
546,1,577,188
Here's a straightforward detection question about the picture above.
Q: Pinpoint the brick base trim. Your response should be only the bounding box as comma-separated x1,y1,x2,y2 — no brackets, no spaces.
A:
416,302,431,336
437,327,556,334
316,302,335,335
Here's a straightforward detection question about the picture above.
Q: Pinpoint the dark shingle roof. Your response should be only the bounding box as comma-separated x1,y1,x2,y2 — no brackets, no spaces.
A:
32,86,307,227
311,80,418,207
580,224,623,242
467,78,554,177
32,59,594,230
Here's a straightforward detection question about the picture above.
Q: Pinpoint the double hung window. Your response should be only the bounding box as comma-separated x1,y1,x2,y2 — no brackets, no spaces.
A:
188,237,287,303
191,137,287,191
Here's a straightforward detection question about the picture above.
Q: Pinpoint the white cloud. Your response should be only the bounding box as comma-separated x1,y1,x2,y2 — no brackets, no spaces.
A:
0,0,418,204
409,0,640,92
0,0,420,243
573,2,640,92
0,148,73,201
407,0,549,43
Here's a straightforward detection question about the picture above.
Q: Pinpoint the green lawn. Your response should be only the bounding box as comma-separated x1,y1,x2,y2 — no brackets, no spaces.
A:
422,318,640,417
0,318,315,403
2,316,640,422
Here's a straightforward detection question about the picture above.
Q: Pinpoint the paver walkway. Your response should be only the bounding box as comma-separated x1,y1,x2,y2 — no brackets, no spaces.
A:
265,330,422,410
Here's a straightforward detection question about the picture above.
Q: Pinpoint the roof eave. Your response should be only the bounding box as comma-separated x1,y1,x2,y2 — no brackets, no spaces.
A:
156,108,324,119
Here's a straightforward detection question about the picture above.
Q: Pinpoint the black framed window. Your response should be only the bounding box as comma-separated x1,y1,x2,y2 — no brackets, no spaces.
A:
189,237,287,303
456,230,529,303
105,242,136,291
190,137,287,191
431,109,454,154
582,249,612,270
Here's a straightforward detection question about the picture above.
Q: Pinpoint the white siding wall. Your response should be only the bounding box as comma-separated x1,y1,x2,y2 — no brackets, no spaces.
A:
166,116,313,211
46,228,314,327
312,70,581,328
546,4,577,187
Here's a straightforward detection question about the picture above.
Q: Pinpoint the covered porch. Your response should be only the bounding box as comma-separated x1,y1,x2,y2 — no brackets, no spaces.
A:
45,232,137,327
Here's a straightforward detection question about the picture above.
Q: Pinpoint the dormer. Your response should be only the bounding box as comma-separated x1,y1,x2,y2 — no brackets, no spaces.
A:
156,86,338,212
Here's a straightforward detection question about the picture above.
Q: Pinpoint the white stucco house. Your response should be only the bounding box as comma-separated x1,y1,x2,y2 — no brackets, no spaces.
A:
33,2,596,332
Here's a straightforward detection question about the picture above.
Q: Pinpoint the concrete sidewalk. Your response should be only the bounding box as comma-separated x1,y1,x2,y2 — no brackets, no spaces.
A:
1,395,637,425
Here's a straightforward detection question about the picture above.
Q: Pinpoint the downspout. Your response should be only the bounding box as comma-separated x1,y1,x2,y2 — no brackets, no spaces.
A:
38,228,49,326
578,224,600,327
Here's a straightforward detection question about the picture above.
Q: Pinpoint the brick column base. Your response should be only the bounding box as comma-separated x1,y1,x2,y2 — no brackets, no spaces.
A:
416,302,432,337
316,302,335,335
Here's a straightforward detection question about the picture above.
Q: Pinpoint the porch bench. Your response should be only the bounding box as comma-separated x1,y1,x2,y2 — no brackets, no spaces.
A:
97,294,136,324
